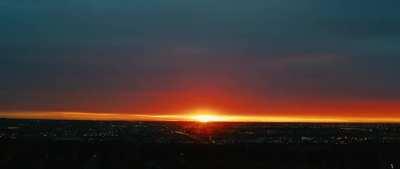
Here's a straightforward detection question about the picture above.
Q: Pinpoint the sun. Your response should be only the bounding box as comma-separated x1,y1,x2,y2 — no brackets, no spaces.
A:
190,115,223,123
186,109,224,123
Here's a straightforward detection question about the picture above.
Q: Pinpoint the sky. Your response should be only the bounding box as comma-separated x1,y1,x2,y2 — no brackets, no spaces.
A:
1,0,400,120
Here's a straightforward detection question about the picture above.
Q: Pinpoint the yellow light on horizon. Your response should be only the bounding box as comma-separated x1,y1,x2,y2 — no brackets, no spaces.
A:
1,111,400,123
185,108,226,122
190,114,224,123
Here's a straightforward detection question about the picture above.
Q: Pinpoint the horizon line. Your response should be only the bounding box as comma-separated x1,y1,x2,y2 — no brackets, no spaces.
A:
1,111,400,123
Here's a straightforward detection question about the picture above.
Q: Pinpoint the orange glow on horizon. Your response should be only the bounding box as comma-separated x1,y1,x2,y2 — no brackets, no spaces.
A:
1,111,400,123
190,115,224,123
186,108,225,122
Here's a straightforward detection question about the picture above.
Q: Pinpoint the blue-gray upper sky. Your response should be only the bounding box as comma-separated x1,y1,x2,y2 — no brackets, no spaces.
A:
1,0,399,115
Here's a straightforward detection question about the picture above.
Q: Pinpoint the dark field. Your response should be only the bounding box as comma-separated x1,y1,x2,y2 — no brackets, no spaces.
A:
1,119,400,169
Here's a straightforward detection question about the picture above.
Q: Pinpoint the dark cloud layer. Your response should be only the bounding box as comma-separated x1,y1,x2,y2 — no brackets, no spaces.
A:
1,0,399,114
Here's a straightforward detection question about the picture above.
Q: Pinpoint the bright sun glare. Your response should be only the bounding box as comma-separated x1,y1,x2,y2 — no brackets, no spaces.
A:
191,115,222,123
187,109,224,123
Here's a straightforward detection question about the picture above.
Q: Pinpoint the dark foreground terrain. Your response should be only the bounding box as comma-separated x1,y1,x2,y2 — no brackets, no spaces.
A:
0,119,400,169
